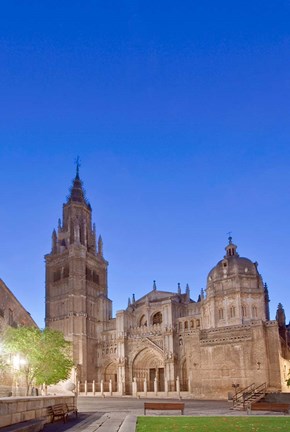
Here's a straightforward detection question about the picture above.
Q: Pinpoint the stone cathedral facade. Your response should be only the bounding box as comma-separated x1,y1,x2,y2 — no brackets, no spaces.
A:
45,170,290,398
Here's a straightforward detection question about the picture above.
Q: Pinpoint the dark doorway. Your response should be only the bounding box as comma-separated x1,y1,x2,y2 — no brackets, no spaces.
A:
158,367,165,391
149,368,156,391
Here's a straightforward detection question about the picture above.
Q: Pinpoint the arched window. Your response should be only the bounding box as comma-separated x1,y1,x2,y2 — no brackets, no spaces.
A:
252,305,257,318
152,311,162,325
242,306,247,317
230,306,236,318
218,308,224,320
139,314,147,326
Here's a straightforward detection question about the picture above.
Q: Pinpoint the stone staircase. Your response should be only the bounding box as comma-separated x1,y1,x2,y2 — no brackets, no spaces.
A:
232,382,267,410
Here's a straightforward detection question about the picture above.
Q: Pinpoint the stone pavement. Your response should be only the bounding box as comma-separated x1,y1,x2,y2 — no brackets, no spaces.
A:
42,397,283,432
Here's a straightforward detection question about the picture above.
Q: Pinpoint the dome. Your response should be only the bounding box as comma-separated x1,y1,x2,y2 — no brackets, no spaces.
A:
208,256,258,282
207,237,259,282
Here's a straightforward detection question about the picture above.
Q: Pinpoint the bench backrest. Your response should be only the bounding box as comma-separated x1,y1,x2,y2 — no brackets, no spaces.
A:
251,402,289,411
144,403,184,409
48,404,68,415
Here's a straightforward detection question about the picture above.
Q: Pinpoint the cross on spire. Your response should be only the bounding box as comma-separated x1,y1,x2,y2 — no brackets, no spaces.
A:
75,156,81,177
227,231,233,244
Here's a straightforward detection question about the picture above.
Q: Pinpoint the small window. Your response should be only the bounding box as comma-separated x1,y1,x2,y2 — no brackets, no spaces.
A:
218,308,224,320
53,269,61,282
93,271,99,284
86,267,92,281
230,306,236,318
63,266,69,278
8,308,13,326
152,311,162,325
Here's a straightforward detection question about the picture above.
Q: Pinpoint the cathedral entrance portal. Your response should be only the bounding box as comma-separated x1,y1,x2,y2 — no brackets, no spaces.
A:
132,348,164,393
104,362,117,392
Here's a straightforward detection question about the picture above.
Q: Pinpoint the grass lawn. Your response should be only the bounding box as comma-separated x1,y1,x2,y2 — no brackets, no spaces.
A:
136,416,290,431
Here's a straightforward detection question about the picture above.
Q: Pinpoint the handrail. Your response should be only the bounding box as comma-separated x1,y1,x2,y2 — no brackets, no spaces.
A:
232,383,256,407
234,383,256,400
243,382,267,409
232,382,267,409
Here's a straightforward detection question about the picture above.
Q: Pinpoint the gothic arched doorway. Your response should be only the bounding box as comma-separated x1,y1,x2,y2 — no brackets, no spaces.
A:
104,362,117,392
132,348,164,392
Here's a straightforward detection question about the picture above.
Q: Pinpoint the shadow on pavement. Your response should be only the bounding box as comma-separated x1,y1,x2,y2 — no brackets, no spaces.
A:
43,412,105,432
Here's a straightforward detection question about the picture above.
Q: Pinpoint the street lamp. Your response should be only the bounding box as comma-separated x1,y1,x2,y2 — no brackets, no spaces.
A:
11,354,27,396
12,354,26,370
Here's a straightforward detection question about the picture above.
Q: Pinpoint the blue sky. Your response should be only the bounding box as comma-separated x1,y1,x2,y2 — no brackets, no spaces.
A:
0,1,290,327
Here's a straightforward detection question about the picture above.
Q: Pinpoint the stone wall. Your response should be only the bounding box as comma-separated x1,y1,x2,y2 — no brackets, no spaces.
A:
0,395,76,429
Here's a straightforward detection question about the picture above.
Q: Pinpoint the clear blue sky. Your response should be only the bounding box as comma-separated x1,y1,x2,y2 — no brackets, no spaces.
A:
0,1,290,328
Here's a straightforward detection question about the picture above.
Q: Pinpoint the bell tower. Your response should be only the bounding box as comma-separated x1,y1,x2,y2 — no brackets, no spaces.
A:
45,165,112,381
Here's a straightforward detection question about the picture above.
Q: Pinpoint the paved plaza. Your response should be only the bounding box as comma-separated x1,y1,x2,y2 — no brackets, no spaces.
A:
42,396,260,432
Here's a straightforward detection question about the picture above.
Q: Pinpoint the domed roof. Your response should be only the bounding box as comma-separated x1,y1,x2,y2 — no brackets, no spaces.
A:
207,237,259,282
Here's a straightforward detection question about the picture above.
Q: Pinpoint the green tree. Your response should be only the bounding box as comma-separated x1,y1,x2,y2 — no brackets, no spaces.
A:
3,326,73,395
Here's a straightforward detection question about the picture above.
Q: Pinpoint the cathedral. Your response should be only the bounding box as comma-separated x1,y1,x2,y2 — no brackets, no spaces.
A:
45,168,290,398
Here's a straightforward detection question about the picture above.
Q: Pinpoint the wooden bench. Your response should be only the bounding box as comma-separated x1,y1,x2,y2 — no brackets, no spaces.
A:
144,402,184,415
47,403,78,423
250,402,290,414
66,403,78,418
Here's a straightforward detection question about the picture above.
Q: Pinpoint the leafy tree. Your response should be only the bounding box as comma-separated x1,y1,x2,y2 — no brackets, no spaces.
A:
3,326,73,395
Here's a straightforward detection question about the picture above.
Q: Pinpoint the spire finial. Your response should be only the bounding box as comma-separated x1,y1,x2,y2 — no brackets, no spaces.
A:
98,235,103,256
153,280,157,291
225,233,238,257
75,156,81,178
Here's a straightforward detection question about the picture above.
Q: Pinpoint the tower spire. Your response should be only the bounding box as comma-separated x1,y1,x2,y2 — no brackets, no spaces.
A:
75,156,81,178
67,159,88,205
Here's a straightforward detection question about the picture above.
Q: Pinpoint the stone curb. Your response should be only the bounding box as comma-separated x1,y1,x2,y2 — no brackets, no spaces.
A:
119,415,137,432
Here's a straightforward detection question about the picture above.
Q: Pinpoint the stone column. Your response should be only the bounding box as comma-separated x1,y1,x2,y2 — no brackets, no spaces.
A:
132,377,137,397
109,379,112,396
154,377,158,396
144,378,147,397
165,379,168,397
188,378,192,394
176,376,180,398
92,380,96,396
100,379,104,396
84,380,87,395
118,365,125,395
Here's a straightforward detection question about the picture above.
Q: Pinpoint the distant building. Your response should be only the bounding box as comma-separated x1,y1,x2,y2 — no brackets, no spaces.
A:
0,279,37,332
45,169,290,398
0,279,37,396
